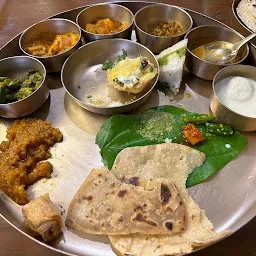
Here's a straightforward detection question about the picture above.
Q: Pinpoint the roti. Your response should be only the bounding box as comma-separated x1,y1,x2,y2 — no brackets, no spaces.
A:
66,167,186,235
110,143,230,255
112,142,206,183
237,0,256,32
247,0,256,17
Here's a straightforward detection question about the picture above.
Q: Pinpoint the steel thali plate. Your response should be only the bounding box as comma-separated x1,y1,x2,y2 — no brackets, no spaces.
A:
0,2,256,256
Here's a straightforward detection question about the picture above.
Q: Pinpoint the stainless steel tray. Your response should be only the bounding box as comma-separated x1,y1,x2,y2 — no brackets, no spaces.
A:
0,2,256,256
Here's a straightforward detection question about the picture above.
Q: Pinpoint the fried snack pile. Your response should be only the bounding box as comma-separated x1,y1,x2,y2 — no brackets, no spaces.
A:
0,118,63,204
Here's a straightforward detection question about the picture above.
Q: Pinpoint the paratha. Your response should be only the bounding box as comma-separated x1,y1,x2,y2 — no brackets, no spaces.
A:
66,167,186,235
110,143,230,255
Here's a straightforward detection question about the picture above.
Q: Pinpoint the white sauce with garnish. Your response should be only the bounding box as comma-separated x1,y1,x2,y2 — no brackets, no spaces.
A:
215,76,256,118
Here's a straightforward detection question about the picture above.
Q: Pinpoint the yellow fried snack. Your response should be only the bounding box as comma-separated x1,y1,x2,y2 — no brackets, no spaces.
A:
107,56,157,94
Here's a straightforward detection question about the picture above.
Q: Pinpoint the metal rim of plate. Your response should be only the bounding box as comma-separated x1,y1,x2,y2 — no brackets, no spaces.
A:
0,1,255,256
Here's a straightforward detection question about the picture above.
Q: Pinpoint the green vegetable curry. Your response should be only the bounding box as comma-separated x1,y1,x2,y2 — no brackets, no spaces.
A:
0,69,42,104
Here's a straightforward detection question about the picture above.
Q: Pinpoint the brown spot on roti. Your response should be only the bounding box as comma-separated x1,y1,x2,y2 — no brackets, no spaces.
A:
118,190,127,197
166,206,173,212
82,195,93,201
154,245,161,252
160,184,171,205
129,177,139,186
164,221,173,230
134,205,143,212
132,213,157,226
110,182,115,188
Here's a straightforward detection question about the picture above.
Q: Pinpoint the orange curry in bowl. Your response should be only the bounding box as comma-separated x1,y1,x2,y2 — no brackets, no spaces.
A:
25,32,79,57
85,18,128,34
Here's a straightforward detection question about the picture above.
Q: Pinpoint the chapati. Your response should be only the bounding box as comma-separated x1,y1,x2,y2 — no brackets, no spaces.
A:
66,167,186,235
247,0,256,17
112,142,206,182
237,0,256,32
110,143,230,255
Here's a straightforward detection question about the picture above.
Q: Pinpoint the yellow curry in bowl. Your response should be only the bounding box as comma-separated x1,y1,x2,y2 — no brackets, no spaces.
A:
191,45,241,64
25,32,79,57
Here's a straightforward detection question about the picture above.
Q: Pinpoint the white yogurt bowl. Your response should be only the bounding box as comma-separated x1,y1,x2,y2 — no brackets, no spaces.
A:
210,65,256,131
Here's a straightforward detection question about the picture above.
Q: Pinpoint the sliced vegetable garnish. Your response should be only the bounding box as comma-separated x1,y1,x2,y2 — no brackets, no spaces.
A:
96,106,247,187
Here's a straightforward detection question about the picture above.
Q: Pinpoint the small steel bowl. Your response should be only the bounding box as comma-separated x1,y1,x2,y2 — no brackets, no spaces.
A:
19,18,81,73
134,4,193,54
210,65,256,131
61,38,159,115
0,56,48,118
76,4,133,42
185,25,249,81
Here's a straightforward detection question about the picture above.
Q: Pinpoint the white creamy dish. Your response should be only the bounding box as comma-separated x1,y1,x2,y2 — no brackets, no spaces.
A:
215,76,256,118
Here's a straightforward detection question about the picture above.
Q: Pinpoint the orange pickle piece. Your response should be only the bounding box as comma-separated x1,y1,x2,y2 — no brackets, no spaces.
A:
182,123,204,146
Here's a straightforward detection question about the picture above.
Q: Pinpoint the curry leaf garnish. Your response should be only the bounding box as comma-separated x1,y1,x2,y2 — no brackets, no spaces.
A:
102,49,127,70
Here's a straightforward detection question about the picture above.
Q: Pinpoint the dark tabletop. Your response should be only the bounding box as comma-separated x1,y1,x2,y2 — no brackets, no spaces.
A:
0,0,255,255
